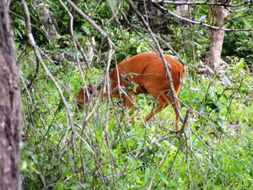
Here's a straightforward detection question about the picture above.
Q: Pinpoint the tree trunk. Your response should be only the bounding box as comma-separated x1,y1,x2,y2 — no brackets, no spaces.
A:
0,1,22,190
35,0,60,41
208,0,231,71
176,0,190,18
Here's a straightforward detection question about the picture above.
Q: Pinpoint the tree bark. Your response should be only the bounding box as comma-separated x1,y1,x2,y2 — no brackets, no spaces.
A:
176,0,190,18
208,0,231,71
35,0,60,41
0,1,22,189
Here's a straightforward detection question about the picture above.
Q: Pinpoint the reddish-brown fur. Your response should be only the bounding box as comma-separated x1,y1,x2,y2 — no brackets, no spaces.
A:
77,52,185,131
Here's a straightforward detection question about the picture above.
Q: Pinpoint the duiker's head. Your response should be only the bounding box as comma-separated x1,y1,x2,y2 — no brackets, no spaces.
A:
76,85,94,108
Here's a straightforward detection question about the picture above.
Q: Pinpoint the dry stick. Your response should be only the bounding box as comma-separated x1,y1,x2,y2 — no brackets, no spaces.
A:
65,0,117,187
22,1,80,170
156,34,183,61
80,132,177,180
59,1,90,70
127,0,184,128
127,1,190,188
108,1,122,23
145,149,169,190
83,94,102,122
58,0,92,120
10,10,54,42
33,168,48,190
65,0,115,115
21,54,39,93
153,138,186,189
20,73,39,137
21,0,77,170
116,11,185,66
116,10,185,66
153,0,250,7
66,0,114,49
21,0,74,128
155,3,253,32
59,0,111,183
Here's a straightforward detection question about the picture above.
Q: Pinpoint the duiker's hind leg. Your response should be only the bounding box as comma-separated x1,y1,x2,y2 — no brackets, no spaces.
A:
145,90,181,132
145,92,169,121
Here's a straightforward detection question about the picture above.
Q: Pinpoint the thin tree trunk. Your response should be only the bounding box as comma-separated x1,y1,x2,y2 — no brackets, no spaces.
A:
0,1,22,189
208,0,231,71
176,0,189,18
35,0,60,41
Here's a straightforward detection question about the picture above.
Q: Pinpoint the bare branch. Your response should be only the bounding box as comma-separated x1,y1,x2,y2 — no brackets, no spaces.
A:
21,0,74,130
127,0,184,129
65,0,115,103
65,1,116,186
58,0,91,70
155,3,253,32
66,0,114,50
152,0,251,7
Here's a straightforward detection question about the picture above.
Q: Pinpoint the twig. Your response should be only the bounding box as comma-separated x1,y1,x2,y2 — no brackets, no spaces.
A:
58,0,91,71
66,0,115,49
154,3,253,32
65,0,115,113
65,1,116,187
21,0,74,130
22,56,39,93
145,149,169,190
152,0,251,7
127,0,184,127
58,0,92,121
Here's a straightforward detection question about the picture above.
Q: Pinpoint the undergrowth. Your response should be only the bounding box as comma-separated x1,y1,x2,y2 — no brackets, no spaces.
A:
20,52,253,189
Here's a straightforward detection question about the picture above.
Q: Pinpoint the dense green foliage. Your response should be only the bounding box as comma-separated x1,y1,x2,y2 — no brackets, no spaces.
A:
12,0,253,189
